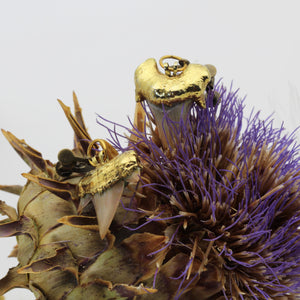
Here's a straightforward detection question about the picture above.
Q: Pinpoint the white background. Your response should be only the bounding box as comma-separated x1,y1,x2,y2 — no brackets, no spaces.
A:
0,1,300,299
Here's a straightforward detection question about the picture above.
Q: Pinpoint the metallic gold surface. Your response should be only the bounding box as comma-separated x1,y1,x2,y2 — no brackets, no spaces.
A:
135,55,217,108
87,139,119,167
78,150,139,197
87,139,118,161
159,55,190,76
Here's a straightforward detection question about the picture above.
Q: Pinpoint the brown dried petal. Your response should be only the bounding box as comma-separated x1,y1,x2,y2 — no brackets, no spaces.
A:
22,173,78,202
22,189,77,238
113,283,157,297
0,184,23,195
30,268,77,300
137,253,191,300
65,281,120,300
0,200,18,220
17,180,44,216
1,130,53,175
18,247,77,275
57,99,92,155
80,247,140,286
0,266,28,295
122,232,169,282
57,215,98,230
8,245,18,257
183,263,223,300
40,223,111,260
0,215,37,241
80,233,168,286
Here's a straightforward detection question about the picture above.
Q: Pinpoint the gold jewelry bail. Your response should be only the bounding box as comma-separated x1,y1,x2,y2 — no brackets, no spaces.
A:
159,55,189,73
87,139,106,161
87,139,118,161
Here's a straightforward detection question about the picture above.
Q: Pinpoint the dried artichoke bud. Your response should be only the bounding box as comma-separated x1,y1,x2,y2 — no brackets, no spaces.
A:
0,56,299,300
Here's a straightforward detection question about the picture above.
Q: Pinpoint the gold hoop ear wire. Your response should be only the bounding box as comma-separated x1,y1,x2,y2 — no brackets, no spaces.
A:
87,139,119,166
159,55,190,74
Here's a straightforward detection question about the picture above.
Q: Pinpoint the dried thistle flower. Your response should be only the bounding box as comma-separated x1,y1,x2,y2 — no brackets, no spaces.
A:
101,84,300,299
0,58,299,300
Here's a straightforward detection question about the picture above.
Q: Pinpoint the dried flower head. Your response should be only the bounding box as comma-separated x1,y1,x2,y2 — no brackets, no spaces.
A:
100,84,300,299
0,82,299,299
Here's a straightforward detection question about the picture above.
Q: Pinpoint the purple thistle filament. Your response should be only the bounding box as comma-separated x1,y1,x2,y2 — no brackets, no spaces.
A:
98,83,300,299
